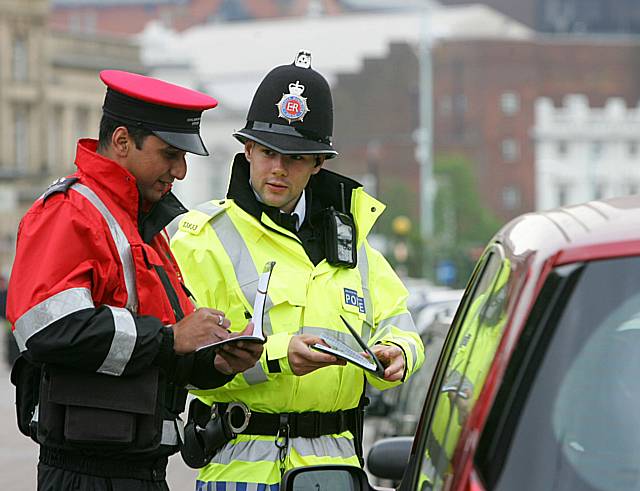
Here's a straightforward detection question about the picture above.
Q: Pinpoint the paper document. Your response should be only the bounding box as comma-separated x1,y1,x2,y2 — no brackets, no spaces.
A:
311,315,386,377
196,261,275,350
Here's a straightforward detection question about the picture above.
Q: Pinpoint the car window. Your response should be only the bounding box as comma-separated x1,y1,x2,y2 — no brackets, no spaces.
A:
416,245,511,490
485,256,640,491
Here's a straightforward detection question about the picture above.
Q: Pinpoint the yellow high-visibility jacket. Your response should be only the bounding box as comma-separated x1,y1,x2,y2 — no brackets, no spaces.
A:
171,164,424,486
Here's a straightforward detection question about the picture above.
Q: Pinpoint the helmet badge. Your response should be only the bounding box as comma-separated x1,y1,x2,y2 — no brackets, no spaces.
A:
276,80,310,124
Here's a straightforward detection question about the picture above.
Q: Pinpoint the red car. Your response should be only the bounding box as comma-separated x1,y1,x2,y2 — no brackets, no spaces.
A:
282,195,640,491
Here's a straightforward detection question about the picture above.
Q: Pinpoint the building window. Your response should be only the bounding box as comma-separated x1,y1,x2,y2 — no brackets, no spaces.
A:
14,104,30,170
84,12,97,34
69,13,82,33
454,94,467,114
590,141,603,160
502,186,521,210
439,95,452,116
75,107,90,141
593,182,606,200
627,182,639,196
557,183,570,207
12,35,28,82
502,139,519,162
500,92,520,115
557,140,568,158
47,106,63,171
629,141,639,158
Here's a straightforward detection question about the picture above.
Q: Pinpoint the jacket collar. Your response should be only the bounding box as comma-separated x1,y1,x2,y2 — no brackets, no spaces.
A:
74,139,187,243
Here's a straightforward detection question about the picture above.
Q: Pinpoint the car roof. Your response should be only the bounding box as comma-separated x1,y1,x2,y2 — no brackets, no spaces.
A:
496,195,640,267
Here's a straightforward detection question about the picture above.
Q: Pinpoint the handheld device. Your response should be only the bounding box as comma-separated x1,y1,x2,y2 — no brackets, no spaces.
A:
311,315,386,378
196,261,275,350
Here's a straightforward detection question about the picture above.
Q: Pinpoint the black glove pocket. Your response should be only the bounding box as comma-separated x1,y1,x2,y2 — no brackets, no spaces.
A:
64,406,136,444
40,364,161,454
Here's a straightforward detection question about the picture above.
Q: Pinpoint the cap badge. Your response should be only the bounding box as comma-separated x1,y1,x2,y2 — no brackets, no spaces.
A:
276,80,310,123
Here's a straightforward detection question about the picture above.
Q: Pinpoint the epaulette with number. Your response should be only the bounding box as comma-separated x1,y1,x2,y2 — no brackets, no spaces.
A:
42,177,79,202
178,200,229,236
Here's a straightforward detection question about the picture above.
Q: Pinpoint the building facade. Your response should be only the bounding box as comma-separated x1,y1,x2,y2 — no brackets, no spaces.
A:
534,95,640,210
332,35,640,225
440,0,640,34
0,0,142,275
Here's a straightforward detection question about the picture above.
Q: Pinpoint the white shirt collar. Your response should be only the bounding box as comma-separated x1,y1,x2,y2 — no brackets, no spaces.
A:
289,189,306,231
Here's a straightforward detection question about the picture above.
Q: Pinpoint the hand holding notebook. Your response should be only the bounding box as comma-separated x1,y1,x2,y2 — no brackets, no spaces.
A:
196,261,275,351
311,315,386,378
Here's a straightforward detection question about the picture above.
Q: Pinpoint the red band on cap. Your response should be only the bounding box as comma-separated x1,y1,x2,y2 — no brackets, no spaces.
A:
100,70,217,110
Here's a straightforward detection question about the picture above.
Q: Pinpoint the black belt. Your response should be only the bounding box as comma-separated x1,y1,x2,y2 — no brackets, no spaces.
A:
40,446,168,481
217,403,358,438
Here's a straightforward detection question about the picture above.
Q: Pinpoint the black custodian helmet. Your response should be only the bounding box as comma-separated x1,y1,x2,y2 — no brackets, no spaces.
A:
234,50,338,158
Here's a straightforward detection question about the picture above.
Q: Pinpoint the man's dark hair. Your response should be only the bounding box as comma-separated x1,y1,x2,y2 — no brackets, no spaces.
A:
98,115,153,152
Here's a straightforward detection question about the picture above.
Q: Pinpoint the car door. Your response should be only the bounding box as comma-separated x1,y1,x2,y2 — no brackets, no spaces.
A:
474,255,640,491
404,243,512,491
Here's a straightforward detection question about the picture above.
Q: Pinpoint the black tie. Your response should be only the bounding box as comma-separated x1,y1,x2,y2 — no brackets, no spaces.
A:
279,213,297,233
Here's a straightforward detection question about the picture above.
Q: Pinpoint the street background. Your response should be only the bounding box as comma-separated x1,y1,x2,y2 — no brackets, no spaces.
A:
2,0,640,488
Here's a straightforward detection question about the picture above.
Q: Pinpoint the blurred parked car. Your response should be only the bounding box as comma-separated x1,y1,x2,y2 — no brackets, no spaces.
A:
364,289,462,450
366,292,462,436
282,195,640,491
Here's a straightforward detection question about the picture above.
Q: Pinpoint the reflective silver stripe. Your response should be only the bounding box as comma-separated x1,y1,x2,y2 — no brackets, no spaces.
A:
208,213,259,304
71,183,138,313
243,361,269,385
245,485,270,491
211,435,355,465
446,370,474,394
32,404,39,424
13,287,94,351
198,481,276,491
372,313,418,369
379,312,417,334
161,419,182,446
211,439,280,465
205,209,274,336
97,306,137,376
357,244,373,341
292,435,356,458
300,326,361,352
197,202,258,302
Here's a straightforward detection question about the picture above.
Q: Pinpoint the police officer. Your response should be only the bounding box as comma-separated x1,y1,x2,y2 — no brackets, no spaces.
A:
7,70,263,490
171,51,425,490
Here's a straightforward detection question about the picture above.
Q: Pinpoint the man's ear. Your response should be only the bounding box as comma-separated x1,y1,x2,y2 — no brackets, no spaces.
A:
112,126,131,158
311,155,326,174
244,141,254,162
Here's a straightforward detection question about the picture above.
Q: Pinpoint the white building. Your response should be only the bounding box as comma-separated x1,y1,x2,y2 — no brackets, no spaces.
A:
139,4,531,207
534,94,640,211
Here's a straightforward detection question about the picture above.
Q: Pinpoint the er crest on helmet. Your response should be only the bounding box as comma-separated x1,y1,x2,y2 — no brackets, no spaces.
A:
276,80,309,124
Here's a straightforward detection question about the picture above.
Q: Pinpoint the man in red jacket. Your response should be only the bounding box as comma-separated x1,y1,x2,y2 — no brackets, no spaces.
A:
7,70,263,491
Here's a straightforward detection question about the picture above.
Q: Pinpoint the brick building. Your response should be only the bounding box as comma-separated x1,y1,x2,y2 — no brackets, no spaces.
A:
332,36,640,224
440,0,640,34
50,0,347,37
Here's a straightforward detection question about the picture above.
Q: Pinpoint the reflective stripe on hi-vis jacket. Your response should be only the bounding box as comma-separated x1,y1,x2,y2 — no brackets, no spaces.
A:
171,184,425,486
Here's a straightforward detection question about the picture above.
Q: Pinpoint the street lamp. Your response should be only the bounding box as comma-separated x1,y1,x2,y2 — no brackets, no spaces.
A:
416,0,435,272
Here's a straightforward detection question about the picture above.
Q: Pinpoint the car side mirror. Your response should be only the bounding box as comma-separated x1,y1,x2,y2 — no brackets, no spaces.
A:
281,464,371,490
367,436,414,481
